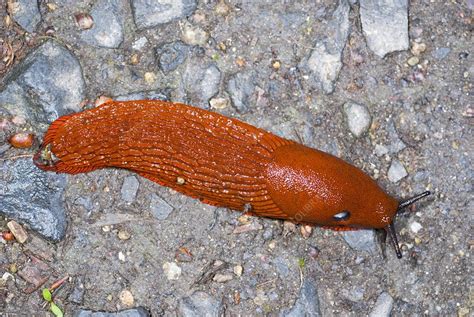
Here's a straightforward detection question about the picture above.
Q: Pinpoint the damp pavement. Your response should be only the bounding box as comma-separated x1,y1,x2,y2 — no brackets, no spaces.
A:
0,0,472,316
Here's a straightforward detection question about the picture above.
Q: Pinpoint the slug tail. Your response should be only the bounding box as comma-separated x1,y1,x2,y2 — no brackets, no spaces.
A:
43,113,76,145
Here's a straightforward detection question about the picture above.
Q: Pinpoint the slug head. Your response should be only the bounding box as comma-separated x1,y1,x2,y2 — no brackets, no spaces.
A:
266,143,431,258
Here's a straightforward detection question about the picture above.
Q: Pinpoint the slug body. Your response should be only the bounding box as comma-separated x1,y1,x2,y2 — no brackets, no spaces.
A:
34,100,429,257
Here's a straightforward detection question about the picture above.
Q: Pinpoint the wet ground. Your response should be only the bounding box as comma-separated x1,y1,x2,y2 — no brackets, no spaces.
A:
0,0,472,316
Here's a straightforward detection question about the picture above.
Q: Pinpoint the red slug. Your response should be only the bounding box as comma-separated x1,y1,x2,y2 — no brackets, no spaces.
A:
33,100,430,258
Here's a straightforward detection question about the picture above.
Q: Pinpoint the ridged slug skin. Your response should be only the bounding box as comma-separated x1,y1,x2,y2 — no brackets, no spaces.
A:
34,100,399,230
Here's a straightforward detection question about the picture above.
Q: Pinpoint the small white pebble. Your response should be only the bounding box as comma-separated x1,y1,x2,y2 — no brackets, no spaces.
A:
118,251,126,262
163,262,181,280
410,221,423,234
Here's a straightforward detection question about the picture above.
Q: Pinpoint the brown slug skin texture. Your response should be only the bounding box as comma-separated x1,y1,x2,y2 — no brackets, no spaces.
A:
34,100,399,229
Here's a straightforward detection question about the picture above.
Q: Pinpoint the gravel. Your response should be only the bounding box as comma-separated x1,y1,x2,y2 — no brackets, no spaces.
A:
149,193,173,220
387,159,408,183
10,0,42,33
342,230,378,254
131,0,197,29
343,101,371,137
121,176,140,203
178,291,221,317
74,307,150,317
368,292,394,317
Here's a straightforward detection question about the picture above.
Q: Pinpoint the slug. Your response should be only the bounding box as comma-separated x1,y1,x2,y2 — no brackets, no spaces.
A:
33,100,430,258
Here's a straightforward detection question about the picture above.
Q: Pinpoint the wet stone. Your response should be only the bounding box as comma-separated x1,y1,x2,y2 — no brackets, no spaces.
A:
131,0,197,30
74,307,151,317
302,0,350,94
79,0,125,49
0,158,67,241
387,159,408,183
280,277,321,317
342,230,377,253
178,291,222,317
360,0,409,58
343,102,371,137
121,176,140,203
368,292,394,317
227,71,256,113
155,41,189,74
149,194,173,220
10,0,42,33
68,277,85,304
0,40,85,124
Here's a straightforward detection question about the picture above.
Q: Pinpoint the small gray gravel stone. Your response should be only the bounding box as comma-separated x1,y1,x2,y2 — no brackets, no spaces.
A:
343,102,371,137
227,71,256,113
74,307,150,317
431,47,451,60
115,90,169,102
178,291,221,317
80,0,125,48
131,0,197,30
0,40,85,123
182,62,221,107
360,0,409,58
387,159,408,183
281,277,321,317
368,292,394,317
156,41,189,74
121,176,140,203
343,230,377,253
68,277,85,304
303,0,350,93
0,158,67,241
10,0,41,33
149,194,173,220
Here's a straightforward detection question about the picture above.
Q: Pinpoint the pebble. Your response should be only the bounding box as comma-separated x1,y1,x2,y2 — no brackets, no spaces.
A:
209,97,229,109
0,158,67,241
411,42,426,56
0,40,85,123
213,273,233,283
233,222,263,234
409,221,423,234
118,251,126,262
80,0,125,48
375,144,389,156
343,230,377,253
178,291,221,317
75,13,94,30
10,0,42,33
132,37,148,50
343,102,371,137
303,0,350,93
407,56,420,66
163,262,181,280
155,41,189,73
432,47,451,60
144,72,157,84
118,230,131,240
6,220,28,244
227,71,256,113
360,0,409,58
75,307,150,317
181,22,209,46
149,194,173,220
368,292,394,317
281,277,321,316
131,0,197,29
68,277,85,304
121,176,140,203
233,265,243,276
182,62,221,106
387,159,408,183
119,289,135,307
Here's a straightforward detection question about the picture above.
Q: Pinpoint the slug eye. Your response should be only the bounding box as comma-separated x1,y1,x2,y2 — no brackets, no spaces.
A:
333,210,350,221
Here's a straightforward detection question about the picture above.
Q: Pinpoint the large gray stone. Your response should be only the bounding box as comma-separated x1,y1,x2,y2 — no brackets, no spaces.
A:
131,0,197,30
360,0,409,58
80,0,126,48
10,0,41,33
0,158,67,241
0,40,85,124
303,0,350,94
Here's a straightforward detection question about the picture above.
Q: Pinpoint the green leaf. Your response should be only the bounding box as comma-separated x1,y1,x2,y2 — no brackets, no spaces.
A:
298,258,305,269
42,288,52,302
50,302,64,317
